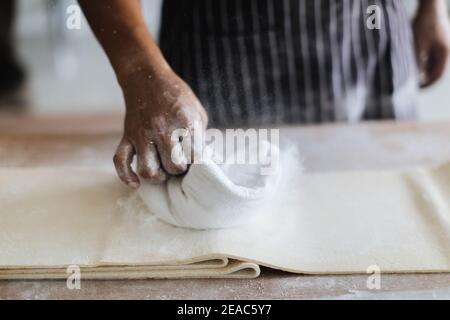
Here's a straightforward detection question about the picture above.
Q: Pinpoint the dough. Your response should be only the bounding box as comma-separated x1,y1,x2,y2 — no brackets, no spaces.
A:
0,160,449,279
138,140,281,229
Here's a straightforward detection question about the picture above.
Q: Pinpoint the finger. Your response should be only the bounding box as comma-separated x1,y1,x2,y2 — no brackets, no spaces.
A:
113,139,140,188
414,41,426,67
421,45,449,88
156,128,190,176
416,45,430,86
136,140,167,183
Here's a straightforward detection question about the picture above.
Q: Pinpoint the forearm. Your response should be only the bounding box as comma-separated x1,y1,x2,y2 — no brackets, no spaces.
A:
78,0,170,85
79,1,206,187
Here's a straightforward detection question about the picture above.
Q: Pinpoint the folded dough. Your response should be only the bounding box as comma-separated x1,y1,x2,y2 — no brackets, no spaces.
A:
138,141,281,229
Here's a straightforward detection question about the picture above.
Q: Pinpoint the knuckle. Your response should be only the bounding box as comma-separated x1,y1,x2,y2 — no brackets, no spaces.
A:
113,153,123,167
139,167,166,183
150,116,166,133
165,162,187,176
138,167,157,180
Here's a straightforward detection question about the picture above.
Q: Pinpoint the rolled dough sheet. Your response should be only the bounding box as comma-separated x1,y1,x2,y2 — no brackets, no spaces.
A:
0,163,449,279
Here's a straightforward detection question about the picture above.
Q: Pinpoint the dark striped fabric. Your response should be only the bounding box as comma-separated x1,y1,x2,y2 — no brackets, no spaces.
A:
159,0,417,128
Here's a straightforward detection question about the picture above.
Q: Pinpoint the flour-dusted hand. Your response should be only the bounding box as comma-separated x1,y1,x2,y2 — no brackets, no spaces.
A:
114,68,208,188
78,0,208,188
413,0,450,88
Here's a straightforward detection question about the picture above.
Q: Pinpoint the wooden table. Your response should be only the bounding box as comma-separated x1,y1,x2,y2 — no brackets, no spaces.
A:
1,114,449,299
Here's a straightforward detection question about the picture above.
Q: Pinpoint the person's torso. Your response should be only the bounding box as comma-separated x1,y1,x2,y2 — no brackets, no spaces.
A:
159,0,417,127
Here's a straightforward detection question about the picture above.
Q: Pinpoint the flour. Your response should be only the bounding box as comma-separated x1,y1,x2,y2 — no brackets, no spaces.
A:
1,159,449,279
137,140,291,229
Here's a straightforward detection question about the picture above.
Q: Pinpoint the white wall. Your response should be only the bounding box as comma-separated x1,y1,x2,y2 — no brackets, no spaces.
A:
14,0,163,114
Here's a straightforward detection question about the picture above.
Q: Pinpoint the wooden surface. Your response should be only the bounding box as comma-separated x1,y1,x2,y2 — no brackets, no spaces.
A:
1,114,450,299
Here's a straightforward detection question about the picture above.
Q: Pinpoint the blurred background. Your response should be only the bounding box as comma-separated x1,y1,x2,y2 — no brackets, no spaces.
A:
3,0,450,121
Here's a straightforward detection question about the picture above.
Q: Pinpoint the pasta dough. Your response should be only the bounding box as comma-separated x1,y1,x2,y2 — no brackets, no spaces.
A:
0,161,449,279
138,141,281,229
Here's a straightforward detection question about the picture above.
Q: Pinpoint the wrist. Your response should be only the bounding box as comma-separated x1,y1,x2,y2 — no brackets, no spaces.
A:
115,55,171,89
109,26,172,87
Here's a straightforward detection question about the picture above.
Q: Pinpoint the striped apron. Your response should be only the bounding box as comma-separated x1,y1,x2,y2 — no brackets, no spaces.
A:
159,0,418,128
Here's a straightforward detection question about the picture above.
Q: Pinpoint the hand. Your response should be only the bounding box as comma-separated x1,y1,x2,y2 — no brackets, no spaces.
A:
413,1,450,88
114,67,208,188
